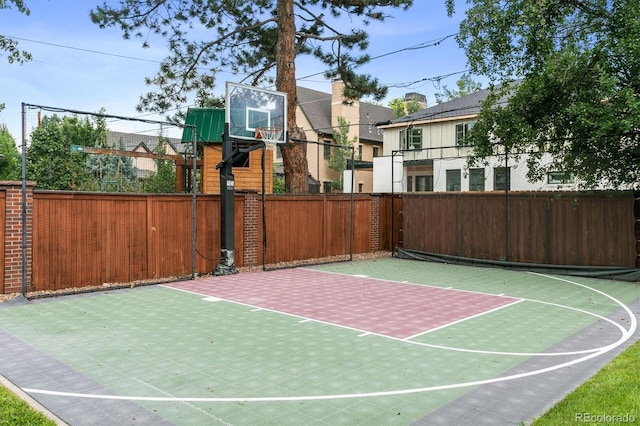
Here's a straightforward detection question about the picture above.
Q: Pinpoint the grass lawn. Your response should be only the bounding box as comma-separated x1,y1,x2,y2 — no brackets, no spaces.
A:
532,339,640,425
0,383,55,426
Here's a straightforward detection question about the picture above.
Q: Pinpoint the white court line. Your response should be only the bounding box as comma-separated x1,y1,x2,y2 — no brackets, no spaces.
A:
304,267,521,301
23,275,637,403
403,299,525,340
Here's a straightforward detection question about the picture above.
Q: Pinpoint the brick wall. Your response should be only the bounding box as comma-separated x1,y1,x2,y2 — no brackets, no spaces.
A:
1,182,35,294
370,195,380,251
242,191,260,266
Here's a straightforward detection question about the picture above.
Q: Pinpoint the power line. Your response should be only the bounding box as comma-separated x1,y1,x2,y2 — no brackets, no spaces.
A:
2,34,163,64
3,31,463,91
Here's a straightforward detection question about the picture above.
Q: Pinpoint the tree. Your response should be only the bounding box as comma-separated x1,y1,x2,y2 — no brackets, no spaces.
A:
446,0,640,189
0,124,21,180
85,136,139,192
389,97,422,118
90,0,413,193
141,136,176,193
434,73,482,103
26,114,105,190
0,0,31,65
329,116,357,192
1,0,32,111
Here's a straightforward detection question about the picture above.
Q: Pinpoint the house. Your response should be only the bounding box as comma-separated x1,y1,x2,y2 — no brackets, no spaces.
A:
107,130,188,180
373,86,580,193
277,80,395,193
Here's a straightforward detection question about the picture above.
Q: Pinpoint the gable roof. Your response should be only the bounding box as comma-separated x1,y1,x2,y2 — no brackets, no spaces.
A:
297,86,394,143
297,86,333,136
107,131,187,154
381,81,518,127
387,87,491,126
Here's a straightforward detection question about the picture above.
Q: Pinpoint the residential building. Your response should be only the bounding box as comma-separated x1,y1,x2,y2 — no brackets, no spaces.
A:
274,80,395,193
374,87,581,193
107,130,188,180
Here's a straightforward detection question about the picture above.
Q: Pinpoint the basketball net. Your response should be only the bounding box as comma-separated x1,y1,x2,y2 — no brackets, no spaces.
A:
256,127,283,151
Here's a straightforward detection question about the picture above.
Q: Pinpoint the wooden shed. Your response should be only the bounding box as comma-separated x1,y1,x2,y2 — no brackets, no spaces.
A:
182,108,273,194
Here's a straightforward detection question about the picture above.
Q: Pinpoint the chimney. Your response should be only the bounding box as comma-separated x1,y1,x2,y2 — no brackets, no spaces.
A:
404,92,427,110
331,77,359,139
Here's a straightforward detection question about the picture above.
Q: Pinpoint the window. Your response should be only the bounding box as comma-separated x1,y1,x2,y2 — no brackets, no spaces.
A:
323,143,331,160
446,169,461,191
373,146,379,157
469,168,485,191
415,175,433,192
323,181,332,193
494,167,511,191
358,145,363,160
400,128,422,150
455,121,475,146
406,176,413,192
547,172,574,184
358,183,363,193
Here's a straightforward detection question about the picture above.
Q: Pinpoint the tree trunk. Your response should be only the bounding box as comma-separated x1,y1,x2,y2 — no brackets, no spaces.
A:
276,0,309,193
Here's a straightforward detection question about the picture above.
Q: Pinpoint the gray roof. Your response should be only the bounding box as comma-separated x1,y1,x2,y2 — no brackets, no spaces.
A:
383,82,517,126
107,131,189,154
297,86,394,143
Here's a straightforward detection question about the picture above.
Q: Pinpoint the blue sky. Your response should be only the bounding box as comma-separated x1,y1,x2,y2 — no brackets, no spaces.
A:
0,1,472,140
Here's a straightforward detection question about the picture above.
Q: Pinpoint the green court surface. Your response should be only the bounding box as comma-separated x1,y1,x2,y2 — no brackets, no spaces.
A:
0,257,638,425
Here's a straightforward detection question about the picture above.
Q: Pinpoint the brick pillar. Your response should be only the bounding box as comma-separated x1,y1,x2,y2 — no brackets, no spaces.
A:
242,191,259,267
1,181,34,294
370,195,380,251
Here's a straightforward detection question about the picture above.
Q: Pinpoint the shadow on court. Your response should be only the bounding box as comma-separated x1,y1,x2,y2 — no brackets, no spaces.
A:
0,257,638,425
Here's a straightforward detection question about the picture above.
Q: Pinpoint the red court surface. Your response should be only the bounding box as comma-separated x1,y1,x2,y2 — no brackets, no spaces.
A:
167,268,520,339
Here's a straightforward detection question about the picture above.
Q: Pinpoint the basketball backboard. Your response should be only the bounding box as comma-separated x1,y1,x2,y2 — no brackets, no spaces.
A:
225,82,287,143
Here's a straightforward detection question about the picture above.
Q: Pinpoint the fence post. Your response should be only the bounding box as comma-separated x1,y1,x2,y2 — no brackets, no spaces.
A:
635,190,640,268
1,181,34,294
242,191,259,267
370,195,380,252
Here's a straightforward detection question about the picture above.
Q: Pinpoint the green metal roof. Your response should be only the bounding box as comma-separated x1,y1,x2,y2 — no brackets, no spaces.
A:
181,108,225,144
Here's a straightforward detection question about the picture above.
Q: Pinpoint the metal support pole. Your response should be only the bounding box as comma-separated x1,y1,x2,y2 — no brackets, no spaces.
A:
190,126,197,279
349,146,355,261
214,123,238,275
504,147,509,262
21,103,28,297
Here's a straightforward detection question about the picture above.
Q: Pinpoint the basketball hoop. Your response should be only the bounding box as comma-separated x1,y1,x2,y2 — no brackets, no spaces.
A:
256,127,283,151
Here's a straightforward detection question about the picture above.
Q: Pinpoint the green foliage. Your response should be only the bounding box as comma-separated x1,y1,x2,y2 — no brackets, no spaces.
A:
0,0,32,64
84,136,140,192
532,340,640,424
90,0,414,111
389,97,422,118
453,1,640,189
26,114,105,190
141,136,176,193
0,383,55,425
272,175,285,194
329,116,357,192
0,124,21,180
434,73,482,103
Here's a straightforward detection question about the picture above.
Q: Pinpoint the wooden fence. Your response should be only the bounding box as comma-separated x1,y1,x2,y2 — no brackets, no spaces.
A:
24,191,381,292
2,186,638,295
401,191,638,267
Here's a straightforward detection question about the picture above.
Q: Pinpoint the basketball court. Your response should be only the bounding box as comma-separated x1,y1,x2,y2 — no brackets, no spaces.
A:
0,257,638,425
